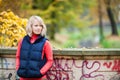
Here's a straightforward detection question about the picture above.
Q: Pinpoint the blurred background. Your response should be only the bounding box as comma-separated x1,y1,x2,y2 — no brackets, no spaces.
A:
0,0,120,48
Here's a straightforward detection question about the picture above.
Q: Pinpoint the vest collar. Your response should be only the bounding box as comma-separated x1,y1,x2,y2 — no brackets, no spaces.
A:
31,34,38,40
26,35,44,44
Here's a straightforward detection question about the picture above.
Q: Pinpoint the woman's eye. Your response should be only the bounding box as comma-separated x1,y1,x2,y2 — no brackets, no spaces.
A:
34,25,42,27
35,25,38,27
40,25,43,27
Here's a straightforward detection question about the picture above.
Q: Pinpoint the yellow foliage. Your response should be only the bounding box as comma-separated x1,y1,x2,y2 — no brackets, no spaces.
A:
0,0,1,5
0,10,28,47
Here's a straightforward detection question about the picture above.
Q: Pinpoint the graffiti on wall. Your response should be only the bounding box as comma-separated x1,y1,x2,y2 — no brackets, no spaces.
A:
103,60,120,73
47,58,120,80
0,57,120,80
0,58,15,80
0,58,15,69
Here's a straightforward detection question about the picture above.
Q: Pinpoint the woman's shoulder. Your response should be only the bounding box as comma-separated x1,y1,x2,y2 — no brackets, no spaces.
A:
44,40,52,47
45,40,50,44
18,35,28,43
18,38,23,44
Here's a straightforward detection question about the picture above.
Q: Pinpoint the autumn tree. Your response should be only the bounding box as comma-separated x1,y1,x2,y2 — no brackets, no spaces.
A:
104,0,120,36
32,0,97,40
0,0,23,15
0,11,27,47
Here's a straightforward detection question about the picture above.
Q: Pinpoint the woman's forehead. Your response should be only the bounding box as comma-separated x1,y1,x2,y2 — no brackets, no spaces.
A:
33,19,42,24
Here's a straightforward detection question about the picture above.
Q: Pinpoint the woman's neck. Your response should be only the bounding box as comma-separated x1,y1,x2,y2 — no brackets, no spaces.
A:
30,34,39,43
31,34,39,39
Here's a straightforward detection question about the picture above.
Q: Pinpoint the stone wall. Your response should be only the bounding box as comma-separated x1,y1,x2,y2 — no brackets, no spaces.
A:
0,48,120,80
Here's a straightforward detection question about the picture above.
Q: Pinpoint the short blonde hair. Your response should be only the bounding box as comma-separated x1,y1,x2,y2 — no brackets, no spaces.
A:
26,15,47,37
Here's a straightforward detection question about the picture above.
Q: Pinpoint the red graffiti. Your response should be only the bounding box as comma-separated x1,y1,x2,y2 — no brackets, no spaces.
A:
103,62,112,68
80,60,104,80
103,60,120,73
112,60,120,73
47,58,104,80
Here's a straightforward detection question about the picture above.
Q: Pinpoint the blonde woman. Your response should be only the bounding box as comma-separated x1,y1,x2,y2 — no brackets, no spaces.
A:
16,16,53,80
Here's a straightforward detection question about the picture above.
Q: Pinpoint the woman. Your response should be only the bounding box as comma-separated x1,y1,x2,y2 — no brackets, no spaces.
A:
16,16,53,80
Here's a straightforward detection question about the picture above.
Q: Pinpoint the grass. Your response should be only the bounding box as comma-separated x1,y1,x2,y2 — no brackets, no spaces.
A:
101,35,120,48
51,27,99,48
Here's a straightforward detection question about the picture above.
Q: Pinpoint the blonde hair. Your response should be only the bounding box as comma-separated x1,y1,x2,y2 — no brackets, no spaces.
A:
26,16,47,37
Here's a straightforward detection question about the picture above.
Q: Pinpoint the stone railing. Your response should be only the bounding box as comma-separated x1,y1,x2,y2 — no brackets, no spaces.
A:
0,48,120,80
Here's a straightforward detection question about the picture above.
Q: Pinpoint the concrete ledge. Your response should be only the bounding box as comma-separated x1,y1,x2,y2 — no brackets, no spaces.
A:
0,47,120,55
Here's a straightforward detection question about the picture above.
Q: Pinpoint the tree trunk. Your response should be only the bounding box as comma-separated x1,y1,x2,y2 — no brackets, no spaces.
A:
106,6,118,35
98,0,104,42
49,23,56,40
49,11,56,40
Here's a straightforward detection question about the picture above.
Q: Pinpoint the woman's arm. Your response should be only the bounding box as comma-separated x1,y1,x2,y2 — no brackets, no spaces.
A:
16,39,22,70
40,40,53,75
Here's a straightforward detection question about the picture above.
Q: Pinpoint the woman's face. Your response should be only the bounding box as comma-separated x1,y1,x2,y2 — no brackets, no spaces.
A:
32,19,43,35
